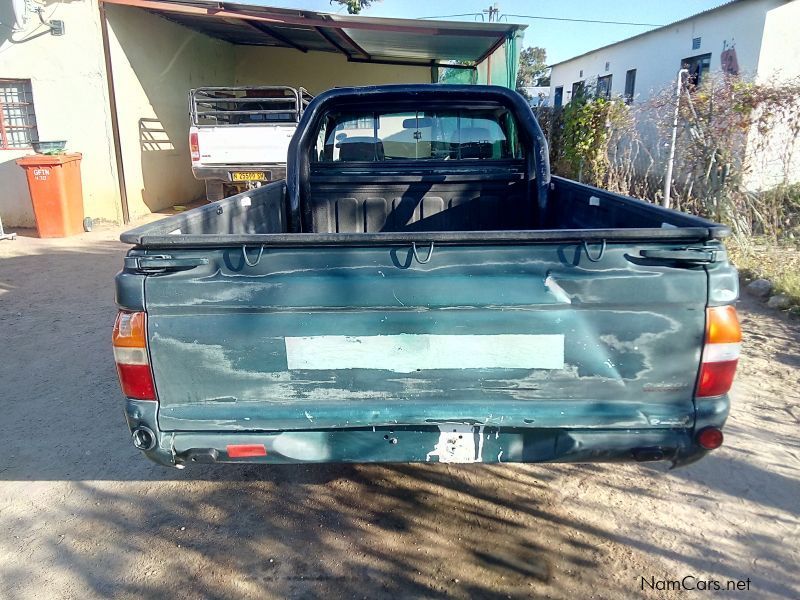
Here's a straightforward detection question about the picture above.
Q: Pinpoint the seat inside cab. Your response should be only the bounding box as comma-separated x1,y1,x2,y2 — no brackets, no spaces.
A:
304,108,533,233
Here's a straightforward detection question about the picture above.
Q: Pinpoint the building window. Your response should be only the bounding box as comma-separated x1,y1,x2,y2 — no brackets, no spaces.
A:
553,86,563,109
604,61,610,72
579,69,583,78
0,79,38,150
571,80,585,100
624,69,636,104
692,37,702,50
682,53,711,88
597,75,612,100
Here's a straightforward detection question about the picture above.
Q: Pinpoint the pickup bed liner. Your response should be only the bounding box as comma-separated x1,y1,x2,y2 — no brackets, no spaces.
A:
121,176,727,247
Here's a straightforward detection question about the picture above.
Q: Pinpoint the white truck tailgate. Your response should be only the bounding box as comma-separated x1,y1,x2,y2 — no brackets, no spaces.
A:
195,125,296,165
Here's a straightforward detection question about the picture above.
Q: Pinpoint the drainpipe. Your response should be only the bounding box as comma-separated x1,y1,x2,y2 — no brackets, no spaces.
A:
663,68,688,210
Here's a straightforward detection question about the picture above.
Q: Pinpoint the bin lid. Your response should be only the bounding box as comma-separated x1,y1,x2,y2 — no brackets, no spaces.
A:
16,152,82,166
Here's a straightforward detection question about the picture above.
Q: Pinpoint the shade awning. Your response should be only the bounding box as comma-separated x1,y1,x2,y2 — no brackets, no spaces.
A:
100,0,526,67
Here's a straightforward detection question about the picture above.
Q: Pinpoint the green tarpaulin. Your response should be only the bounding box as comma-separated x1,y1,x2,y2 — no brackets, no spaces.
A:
437,30,524,89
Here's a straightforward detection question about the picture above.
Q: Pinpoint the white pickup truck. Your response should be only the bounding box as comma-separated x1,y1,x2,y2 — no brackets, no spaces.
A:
189,86,313,201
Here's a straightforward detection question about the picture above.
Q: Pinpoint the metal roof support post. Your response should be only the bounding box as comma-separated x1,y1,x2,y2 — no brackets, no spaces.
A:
99,1,131,224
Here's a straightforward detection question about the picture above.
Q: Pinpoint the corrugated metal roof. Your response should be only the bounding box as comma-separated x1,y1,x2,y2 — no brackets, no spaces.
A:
100,0,526,67
549,0,759,67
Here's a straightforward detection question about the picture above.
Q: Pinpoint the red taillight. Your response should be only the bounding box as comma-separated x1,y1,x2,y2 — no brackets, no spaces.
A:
697,360,739,398
227,444,267,458
113,311,156,401
189,131,200,162
116,363,156,400
696,305,741,398
697,426,724,450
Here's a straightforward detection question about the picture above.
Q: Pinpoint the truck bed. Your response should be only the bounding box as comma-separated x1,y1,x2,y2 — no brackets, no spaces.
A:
121,175,726,246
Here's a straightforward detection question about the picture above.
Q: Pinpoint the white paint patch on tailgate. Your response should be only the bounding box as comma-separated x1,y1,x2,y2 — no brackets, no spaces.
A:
427,425,484,463
284,334,564,372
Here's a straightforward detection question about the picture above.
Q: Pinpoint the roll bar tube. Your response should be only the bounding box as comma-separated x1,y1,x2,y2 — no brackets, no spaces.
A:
286,84,550,233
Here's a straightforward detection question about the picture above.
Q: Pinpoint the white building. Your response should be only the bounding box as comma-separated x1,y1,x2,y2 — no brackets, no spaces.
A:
549,0,800,107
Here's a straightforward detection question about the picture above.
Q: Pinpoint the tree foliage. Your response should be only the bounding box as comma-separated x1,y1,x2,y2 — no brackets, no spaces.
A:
516,47,550,97
559,92,633,186
329,0,379,14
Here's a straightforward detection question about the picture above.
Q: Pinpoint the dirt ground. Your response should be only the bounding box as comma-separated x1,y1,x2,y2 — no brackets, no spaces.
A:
0,223,798,600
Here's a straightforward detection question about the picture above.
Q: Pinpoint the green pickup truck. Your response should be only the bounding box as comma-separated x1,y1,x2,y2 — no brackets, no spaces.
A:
114,84,740,469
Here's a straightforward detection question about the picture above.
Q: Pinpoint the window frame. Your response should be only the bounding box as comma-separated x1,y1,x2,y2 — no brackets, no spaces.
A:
571,80,586,101
624,69,637,104
0,79,39,151
553,86,564,109
681,53,712,89
596,74,613,100
314,108,523,163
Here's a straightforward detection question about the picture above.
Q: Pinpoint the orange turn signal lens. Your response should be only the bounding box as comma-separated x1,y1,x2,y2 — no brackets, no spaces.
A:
113,311,147,348
706,305,742,344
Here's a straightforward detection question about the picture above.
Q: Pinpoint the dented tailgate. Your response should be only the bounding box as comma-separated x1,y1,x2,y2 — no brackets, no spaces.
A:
143,242,708,433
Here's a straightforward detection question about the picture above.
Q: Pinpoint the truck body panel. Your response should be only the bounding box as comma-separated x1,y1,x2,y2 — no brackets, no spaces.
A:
144,242,705,435
191,124,296,166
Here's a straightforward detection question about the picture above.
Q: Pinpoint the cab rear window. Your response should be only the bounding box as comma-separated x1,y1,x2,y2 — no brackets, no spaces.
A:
314,109,522,162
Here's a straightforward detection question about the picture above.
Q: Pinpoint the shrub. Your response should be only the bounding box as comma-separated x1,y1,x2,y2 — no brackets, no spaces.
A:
543,74,800,241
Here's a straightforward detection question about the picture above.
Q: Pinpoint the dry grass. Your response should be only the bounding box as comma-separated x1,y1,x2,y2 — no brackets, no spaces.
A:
728,237,800,314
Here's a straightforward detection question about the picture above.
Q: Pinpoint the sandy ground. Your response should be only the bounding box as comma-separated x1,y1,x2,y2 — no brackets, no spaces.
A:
0,223,797,600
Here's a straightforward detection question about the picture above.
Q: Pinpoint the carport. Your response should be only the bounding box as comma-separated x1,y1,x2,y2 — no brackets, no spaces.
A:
97,0,526,222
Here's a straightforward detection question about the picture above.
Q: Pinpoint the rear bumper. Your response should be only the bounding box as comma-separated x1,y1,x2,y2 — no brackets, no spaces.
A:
125,399,726,469
191,164,286,182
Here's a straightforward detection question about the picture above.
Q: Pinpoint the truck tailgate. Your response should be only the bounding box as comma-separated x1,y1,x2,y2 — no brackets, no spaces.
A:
143,242,707,433
195,125,295,165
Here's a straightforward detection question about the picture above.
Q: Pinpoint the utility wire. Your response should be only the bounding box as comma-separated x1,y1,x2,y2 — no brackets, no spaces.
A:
420,12,663,27
504,13,663,26
419,13,488,20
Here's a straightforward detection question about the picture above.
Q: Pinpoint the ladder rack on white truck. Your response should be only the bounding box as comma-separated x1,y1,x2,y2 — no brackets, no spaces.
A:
189,86,313,201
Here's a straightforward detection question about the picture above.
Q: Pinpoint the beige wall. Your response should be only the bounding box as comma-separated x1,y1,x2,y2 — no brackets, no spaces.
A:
105,5,236,218
0,0,120,227
106,12,429,219
0,5,436,227
233,46,430,93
